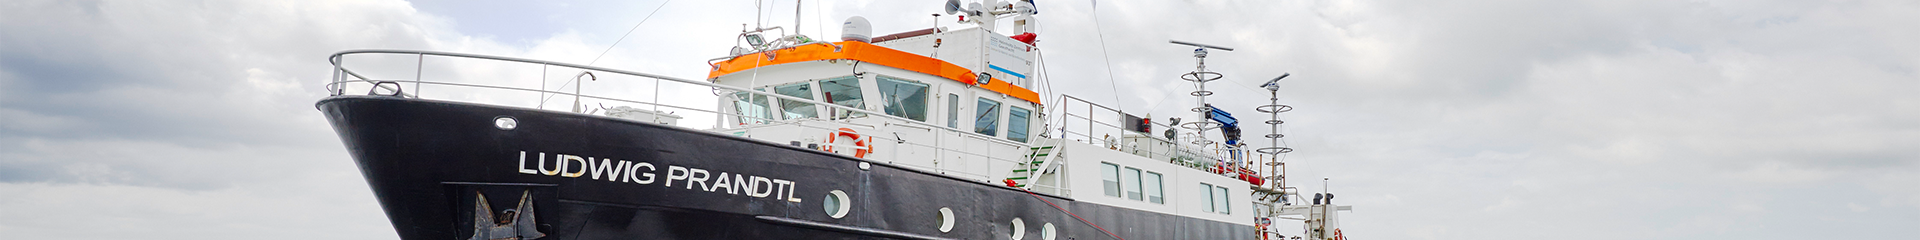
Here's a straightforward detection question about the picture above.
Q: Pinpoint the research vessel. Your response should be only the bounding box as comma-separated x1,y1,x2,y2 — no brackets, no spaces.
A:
319,1,1351,239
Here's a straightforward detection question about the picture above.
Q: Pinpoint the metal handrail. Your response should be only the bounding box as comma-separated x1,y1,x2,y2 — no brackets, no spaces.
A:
1045,94,1234,174
328,78,742,123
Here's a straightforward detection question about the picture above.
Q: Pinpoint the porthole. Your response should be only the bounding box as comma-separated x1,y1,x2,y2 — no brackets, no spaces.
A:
936,207,955,232
493,116,517,130
824,190,851,218
1041,223,1056,240
1010,218,1026,239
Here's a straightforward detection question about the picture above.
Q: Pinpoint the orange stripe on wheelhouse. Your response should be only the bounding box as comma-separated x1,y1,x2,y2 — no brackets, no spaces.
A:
707,41,1042,105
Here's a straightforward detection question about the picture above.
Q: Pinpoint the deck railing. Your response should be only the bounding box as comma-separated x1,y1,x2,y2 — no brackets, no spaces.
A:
1043,94,1238,173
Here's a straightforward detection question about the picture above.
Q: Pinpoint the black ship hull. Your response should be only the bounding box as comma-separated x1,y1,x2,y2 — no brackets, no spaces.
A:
319,95,1252,239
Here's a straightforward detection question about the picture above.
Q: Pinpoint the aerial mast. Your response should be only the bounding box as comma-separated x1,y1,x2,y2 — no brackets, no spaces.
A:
1255,73,1294,190
1169,40,1234,147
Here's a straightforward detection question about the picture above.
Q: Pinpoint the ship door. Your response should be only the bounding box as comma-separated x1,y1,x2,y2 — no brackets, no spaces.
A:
935,86,963,173
871,75,937,166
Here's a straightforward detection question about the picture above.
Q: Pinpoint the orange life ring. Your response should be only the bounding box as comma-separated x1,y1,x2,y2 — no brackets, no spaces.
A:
824,127,872,158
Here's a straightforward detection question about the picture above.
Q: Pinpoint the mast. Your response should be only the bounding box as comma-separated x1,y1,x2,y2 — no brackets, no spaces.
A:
1169,40,1233,147
1250,73,1351,240
1255,73,1293,189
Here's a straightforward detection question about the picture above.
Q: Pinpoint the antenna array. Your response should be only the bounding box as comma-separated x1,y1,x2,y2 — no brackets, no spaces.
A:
1171,40,1232,146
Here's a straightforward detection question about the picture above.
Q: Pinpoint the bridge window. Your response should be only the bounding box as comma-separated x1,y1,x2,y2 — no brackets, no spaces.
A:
730,88,773,125
773,82,817,119
1145,171,1164,204
1008,107,1031,143
876,76,929,121
974,98,1001,136
1100,162,1121,197
820,76,866,119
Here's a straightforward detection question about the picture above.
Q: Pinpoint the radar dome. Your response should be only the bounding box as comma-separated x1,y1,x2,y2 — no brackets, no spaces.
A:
842,16,872,43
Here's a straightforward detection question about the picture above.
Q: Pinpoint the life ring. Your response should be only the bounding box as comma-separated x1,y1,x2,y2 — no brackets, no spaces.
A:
824,127,872,158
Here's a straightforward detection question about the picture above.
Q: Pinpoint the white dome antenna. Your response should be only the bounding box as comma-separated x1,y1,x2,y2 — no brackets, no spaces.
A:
842,16,873,43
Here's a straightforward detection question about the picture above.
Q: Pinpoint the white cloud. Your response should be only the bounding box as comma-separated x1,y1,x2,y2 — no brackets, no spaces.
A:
0,0,469,238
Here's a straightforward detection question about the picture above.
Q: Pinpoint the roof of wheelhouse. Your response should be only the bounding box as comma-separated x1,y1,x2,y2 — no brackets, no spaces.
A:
706,41,1043,105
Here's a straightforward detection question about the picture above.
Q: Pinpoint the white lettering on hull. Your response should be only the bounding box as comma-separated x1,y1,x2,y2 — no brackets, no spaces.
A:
560,155,587,177
516,151,801,203
517,152,540,174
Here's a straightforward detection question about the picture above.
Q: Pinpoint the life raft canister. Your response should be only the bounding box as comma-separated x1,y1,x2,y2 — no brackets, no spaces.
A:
824,127,872,158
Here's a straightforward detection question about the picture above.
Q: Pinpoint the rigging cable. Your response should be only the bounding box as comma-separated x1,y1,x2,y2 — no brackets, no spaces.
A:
1090,1,1124,114
1039,51,1056,104
1037,49,1062,137
540,0,674,108
1139,84,1183,118
1015,186,1127,240
588,0,675,66
814,0,825,38
1035,16,1058,105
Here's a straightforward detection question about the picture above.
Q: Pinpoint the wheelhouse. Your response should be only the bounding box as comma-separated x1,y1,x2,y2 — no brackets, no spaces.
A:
705,27,1046,185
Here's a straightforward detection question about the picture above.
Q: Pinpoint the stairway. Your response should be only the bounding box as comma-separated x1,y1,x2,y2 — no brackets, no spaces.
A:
1006,141,1064,189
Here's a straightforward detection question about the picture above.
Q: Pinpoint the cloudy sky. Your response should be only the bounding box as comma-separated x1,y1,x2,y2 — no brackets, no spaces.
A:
2,0,1916,239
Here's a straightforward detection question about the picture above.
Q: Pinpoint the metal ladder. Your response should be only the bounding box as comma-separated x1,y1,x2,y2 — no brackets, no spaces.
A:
1006,139,1064,189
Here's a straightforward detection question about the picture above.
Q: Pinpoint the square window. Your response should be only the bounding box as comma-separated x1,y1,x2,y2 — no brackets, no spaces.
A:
1100,163,1121,197
876,76,929,121
1008,107,1031,143
773,82,817,119
1201,183,1216,213
1124,167,1143,201
974,98,1001,136
730,89,772,125
819,76,866,119
1198,183,1213,212
1215,186,1231,214
1144,171,1164,204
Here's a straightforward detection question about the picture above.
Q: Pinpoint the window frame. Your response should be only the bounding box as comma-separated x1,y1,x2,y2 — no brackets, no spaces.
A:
1215,185,1232,214
946,93,960,128
1007,106,1031,143
818,76,867,119
771,81,819,120
1144,171,1164,204
1200,182,1216,212
1100,162,1121,198
974,97,1002,136
730,88,774,125
1123,167,1143,201
874,75,930,122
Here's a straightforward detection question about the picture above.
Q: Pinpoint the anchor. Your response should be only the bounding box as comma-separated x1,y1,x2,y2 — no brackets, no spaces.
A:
466,190,546,240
